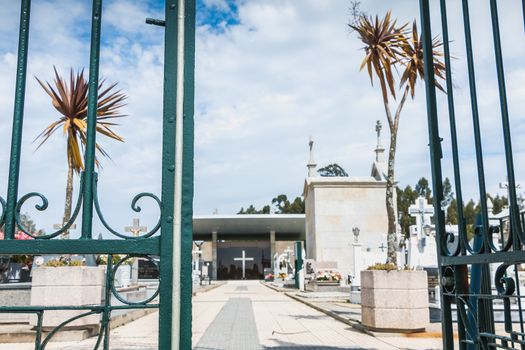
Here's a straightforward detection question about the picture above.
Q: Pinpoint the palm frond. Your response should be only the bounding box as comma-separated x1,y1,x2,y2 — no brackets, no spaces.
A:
35,67,127,173
349,11,408,102
398,21,446,98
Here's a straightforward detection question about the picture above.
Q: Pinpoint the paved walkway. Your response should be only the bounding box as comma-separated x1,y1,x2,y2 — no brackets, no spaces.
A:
1,280,443,349
193,280,443,349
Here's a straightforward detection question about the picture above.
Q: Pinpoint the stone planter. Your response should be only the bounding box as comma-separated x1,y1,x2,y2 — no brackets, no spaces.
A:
30,266,105,330
306,280,341,292
361,270,429,332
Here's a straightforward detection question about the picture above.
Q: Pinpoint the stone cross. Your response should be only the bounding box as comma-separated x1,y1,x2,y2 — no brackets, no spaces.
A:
234,250,254,279
53,222,77,240
307,136,317,177
409,196,434,239
125,218,147,237
375,120,382,143
378,243,387,252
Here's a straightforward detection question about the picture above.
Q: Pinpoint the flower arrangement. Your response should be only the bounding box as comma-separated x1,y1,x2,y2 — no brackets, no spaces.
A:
44,256,84,267
264,273,274,281
315,270,342,282
278,272,287,279
367,262,397,271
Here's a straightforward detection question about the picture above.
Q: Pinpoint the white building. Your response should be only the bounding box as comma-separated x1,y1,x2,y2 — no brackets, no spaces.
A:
193,122,396,281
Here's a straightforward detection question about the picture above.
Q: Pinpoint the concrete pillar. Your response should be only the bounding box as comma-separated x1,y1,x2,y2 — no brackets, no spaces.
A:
270,230,276,270
211,231,218,280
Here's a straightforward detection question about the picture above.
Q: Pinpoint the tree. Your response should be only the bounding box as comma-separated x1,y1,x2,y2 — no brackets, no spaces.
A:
238,205,270,214
446,198,458,225
396,185,418,238
443,178,452,201
272,194,305,214
317,163,349,177
238,194,305,215
491,194,508,215
415,177,432,200
463,199,478,240
35,67,126,238
351,14,446,264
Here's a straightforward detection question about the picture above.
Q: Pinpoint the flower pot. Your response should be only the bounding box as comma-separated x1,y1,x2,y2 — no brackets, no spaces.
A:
30,266,105,330
361,270,429,332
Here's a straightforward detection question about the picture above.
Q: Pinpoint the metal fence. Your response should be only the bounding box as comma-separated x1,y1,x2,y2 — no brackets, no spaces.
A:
0,1,195,349
421,0,525,349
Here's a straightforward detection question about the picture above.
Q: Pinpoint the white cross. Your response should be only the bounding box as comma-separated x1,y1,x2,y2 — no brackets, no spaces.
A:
409,196,434,239
125,218,147,237
233,250,254,280
53,222,77,239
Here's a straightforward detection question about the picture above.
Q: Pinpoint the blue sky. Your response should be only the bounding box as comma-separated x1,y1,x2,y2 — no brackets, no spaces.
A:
197,0,240,30
1,0,525,236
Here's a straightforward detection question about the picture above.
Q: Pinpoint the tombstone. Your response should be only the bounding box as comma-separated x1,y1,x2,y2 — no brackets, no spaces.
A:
273,253,280,277
408,196,434,240
138,259,159,280
114,264,131,288
351,241,363,289
275,248,294,280
407,196,438,268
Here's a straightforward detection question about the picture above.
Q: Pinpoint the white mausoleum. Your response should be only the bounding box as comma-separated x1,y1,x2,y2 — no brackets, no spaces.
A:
193,121,396,281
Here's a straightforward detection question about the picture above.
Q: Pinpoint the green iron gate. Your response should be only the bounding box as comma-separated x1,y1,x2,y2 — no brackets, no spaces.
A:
421,0,525,349
0,0,195,349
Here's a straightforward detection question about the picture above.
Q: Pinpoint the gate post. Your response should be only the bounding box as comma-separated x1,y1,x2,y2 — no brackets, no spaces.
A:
160,1,195,349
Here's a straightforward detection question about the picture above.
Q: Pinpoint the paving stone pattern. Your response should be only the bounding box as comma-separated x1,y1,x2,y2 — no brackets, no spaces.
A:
194,297,260,350
2,281,444,349
193,281,444,350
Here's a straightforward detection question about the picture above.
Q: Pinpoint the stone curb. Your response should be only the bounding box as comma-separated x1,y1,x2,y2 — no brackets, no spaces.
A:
285,292,446,340
192,281,226,296
284,292,361,328
260,281,297,293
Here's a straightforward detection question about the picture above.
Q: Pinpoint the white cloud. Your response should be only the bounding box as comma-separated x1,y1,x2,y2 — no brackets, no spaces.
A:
1,0,525,235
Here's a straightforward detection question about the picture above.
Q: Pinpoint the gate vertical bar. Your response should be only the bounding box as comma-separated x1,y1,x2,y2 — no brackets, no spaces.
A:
489,0,525,339
5,0,31,240
160,1,179,348
460,0,490,248
419,1,454,349
489,0,523,243
461,0,495,340
439,0,467,256
180,0,196,348
81,0,104,240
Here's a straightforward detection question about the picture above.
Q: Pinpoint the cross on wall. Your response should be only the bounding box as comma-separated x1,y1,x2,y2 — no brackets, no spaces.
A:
234,250,254,280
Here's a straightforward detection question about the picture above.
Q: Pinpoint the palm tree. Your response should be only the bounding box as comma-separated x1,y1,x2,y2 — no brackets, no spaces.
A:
350,13,445,264
35,67,127,238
